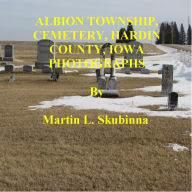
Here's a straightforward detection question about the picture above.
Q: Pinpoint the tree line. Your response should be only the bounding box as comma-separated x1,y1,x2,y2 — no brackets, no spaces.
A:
116,21,191,45
155,22,191,45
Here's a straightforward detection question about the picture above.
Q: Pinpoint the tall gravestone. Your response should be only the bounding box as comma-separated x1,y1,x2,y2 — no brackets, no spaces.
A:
0,46,3,61
97,43,119,97
3,45,14,61
124,41,144,71
162,65,173,96
35,40,55,69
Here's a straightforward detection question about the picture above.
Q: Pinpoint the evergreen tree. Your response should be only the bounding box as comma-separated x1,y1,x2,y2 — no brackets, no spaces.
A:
164,23,172,44
156,22,165,44
187,24,191,45
179,24,186,44
156,21,181,44
173,22,180,44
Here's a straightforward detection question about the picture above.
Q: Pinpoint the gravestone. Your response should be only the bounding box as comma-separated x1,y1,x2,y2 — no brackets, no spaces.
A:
42,65,52,73
141,68,150,74
0,46,2,61
162,65,173,96
23,65,33,72
168,92,178,111
50,71,59,82
124,41,144,71
54,67,64,73
1,62,7,65
3,45,14,61
5,64,15,71
35,40,55,69
121,67,131,74
97,43,119,97
9,74,15,83
104,68,111,74
96,69,100,82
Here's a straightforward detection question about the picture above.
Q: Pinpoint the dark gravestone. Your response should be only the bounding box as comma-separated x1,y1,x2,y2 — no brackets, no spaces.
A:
3,45,14,61
121,67,131,74
49,71,59,82
52,72,59,81
35,40,55,69
168,92,178,111
1,62,7,65
54,67,64,73
96,69,100,82
42,65,52,73
104,68,111,74
162,65,173,96
141,68,150,74
124,41,144,71
5,64,15,71
23,65,33,72
97,43,119,97
158,69,162,74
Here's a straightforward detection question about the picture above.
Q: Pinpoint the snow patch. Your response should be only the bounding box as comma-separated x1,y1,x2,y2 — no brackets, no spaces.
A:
28,45,192,118
168,143,189,152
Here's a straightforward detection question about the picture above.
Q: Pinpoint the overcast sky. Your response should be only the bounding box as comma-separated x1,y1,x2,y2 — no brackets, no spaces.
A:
0,0,191,42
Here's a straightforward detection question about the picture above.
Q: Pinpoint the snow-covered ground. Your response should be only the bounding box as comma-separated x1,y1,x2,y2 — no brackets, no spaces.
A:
29,45,191,119
0,65,23,72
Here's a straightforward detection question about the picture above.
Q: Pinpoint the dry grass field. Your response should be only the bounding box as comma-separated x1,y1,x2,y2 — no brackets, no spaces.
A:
0,41,191,191
163,44,192,52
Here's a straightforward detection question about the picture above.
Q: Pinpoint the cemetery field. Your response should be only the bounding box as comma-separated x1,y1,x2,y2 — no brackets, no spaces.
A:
0,71,191,191
0,41,165,66
0,41,191,191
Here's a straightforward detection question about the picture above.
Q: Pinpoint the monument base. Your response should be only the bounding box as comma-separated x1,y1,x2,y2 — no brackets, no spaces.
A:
98,76,106,90
42,65,52,73
125,64,145,71
3,57,13,61
121,67,131,74
97,90,119,98
35,62,50,69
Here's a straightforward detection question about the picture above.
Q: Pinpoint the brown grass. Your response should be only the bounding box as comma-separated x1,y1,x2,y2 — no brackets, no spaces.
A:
0,41,165,66
0,41,190,191
163,44,192,52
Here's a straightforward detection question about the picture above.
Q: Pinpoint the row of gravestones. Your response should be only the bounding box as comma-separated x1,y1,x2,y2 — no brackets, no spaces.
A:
95,41,178,110
2,40,178,110
1,39,64,73
0,45,14,61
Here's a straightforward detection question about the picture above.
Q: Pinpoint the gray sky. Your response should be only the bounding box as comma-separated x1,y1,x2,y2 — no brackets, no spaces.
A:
0,0,191,42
